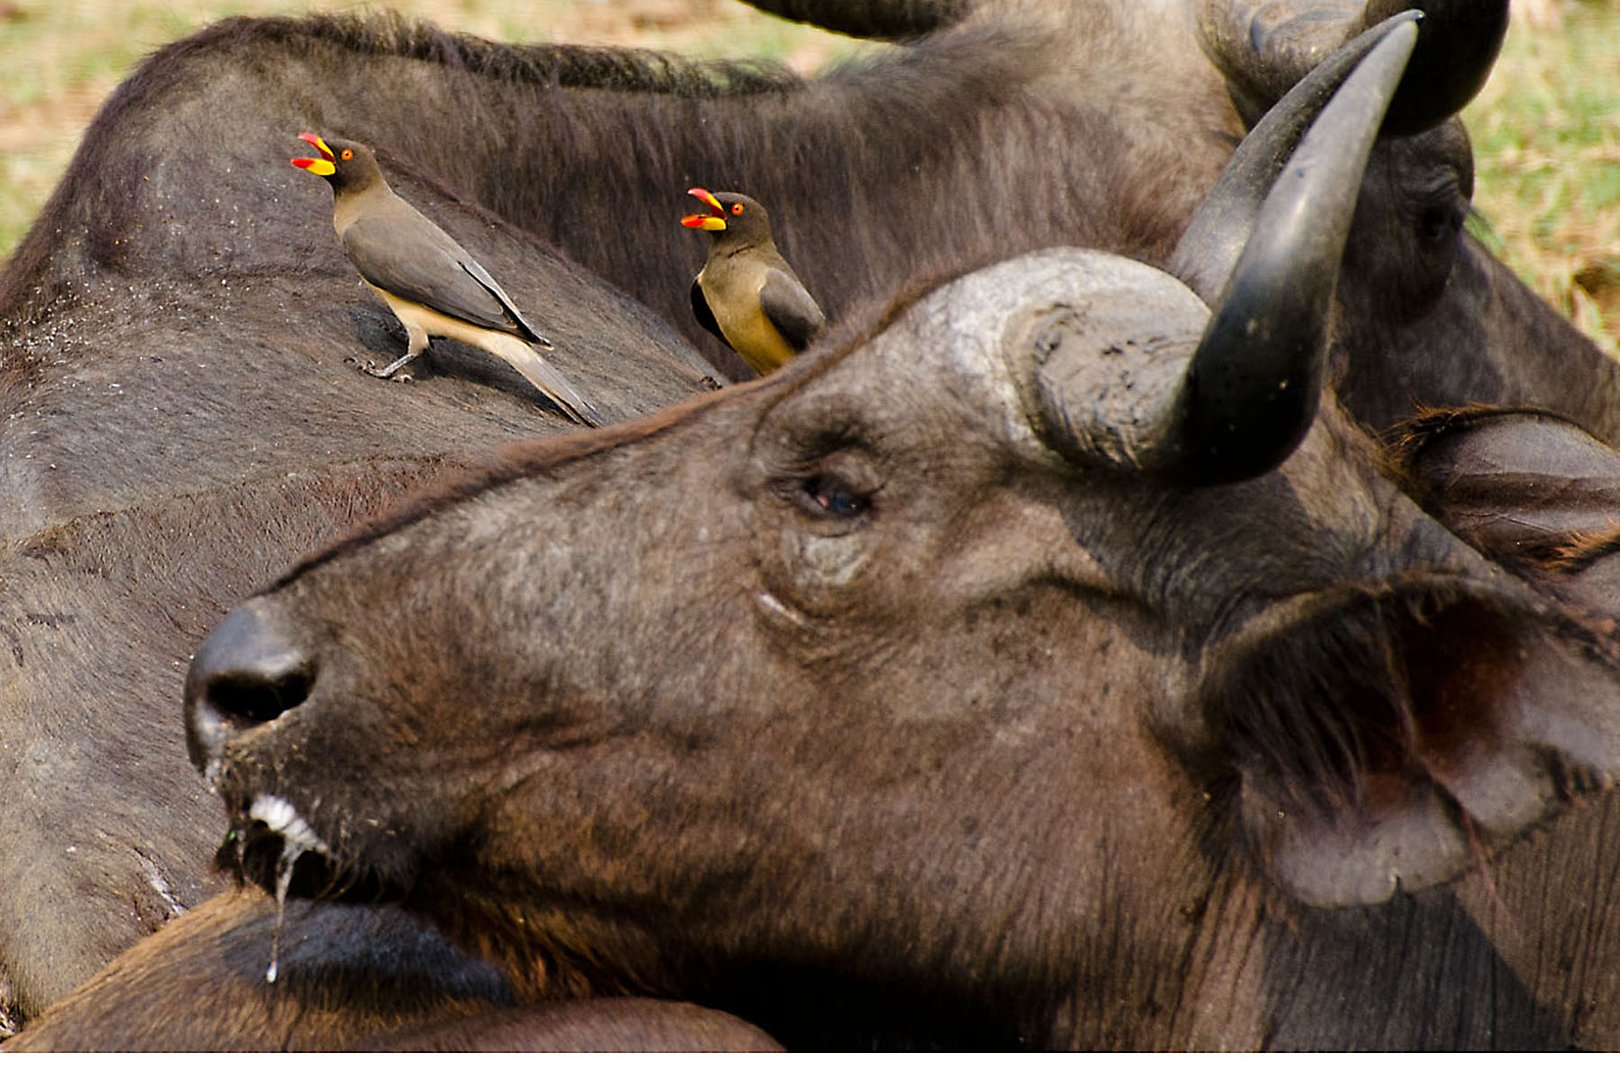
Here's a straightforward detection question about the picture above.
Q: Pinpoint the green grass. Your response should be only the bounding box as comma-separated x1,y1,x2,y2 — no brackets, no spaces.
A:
1464,0,1620,352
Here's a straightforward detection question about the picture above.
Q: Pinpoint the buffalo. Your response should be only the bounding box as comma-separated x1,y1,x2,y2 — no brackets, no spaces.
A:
0,93,723,1029
5,890,779,1051
22,22,1620,1050
7,0,1611,419
2,0,1617,1041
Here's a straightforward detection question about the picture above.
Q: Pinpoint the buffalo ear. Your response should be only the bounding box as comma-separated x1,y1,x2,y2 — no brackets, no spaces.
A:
1207,587,1620,908
1391,407,1620,574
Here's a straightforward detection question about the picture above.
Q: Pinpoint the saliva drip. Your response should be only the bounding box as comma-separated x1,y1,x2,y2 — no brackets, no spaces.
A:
265,843,305,985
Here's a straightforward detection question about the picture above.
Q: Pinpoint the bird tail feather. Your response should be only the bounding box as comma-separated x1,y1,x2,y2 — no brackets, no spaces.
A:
488,335,605,427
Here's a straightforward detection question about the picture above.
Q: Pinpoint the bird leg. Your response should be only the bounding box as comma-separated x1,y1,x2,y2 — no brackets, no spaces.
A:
357,323,427,383
367,354,416,382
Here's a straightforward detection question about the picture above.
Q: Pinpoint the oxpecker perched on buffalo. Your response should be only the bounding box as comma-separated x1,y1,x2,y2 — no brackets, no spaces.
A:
291,133,604,427
682,187,825,375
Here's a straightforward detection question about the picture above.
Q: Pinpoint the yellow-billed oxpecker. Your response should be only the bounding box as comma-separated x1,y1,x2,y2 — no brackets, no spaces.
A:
681,187,825,376
291,133,603,427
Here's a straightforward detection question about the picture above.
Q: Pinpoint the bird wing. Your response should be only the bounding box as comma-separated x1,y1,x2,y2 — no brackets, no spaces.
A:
690,277,727,346
342,212,535,340
758,269,826,353
458,255,552,346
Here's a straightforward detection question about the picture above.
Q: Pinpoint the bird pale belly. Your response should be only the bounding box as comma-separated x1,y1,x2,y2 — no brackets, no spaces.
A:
367,284,518,357
697,271,796,374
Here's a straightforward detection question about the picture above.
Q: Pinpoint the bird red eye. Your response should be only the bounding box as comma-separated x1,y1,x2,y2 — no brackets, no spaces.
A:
341,148,353,160
731,203,744,216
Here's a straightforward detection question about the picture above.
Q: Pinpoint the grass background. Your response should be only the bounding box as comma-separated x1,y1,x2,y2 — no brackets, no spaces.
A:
1469,0,1620,354
1,0,1616,350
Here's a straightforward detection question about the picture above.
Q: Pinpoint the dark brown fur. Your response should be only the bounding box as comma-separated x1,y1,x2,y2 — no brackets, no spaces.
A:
1389,405,1620,570
4,0,1619,1037
275,269,939,587
737,0,967,39
177,246,1620,1048
0,60,724,1023
1386,404,1620,627
4,890,777,1051
363,998,781,1051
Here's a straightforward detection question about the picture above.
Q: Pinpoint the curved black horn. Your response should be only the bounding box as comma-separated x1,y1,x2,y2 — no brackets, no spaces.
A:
1172,18,1418,484
1171,11,1421,304
1021,20,1417,484
735,0,969,39
1201,0,1506,135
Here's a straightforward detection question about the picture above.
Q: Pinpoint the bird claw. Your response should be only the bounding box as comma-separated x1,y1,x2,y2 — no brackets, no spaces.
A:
349,355,415,383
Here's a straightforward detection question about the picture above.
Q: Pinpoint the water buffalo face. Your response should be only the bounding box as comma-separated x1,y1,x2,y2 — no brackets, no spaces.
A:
187,254,1263,1002
1354,121,1475,324
182,252,1620,1029
182,23,1620,1042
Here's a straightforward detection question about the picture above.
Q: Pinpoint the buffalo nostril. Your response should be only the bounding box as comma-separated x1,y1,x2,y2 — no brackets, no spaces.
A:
205,667,313,727
185,604,317,772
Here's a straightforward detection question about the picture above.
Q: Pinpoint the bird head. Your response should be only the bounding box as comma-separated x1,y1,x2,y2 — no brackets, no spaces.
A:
291,133,383,194
681,188,773,246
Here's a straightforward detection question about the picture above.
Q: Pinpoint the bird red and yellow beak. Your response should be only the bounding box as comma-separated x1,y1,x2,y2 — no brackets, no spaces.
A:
681,187,727,231
291,132,336,176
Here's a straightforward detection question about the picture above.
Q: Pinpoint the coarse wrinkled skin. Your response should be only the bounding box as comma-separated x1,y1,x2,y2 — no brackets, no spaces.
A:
182,248,1620,1049
3,0,1619,1038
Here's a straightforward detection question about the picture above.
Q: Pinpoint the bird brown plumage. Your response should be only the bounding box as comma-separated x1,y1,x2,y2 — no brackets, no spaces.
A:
291,133,603,427
680,187,825,376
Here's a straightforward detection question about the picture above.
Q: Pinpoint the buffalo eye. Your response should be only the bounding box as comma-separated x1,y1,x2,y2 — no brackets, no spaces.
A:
1419,202,1462,245
801,474,868,519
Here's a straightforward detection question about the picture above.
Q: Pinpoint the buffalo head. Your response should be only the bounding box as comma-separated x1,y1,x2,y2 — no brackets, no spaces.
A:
180,23,1620,1048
